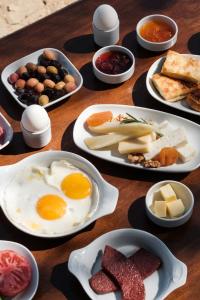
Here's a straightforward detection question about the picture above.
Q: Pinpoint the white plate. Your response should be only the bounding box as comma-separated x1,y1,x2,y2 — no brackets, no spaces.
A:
68,228,187,300
0,112,13,150
0,240,39,300
73,104,200,172
0,151,118,238
146,55,200,116
1,48,83,109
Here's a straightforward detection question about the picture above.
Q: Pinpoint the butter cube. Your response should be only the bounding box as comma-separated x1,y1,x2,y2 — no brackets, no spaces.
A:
160,184,177,202
154,201,167,218
167,199,185,218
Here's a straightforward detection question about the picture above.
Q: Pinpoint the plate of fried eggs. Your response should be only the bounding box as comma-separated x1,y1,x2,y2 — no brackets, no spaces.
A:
0,151,118,238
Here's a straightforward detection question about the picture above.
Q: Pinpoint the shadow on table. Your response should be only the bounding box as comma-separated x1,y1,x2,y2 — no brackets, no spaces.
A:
79,62,122,91
0,132,36,155
138,0,177,10
61,121,188,182
122,31,165,59
132,71,200,124
64,34,98,54
51,261,90,300
188,32,200,55
0,208,96,251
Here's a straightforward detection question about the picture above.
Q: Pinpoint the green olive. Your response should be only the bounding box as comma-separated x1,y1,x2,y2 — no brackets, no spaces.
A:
43,79,55,88
55,81,65,90
47,66,58,74
38,95,49,106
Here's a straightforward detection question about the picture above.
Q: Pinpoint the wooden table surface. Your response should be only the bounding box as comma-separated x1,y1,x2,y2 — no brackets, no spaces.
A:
0,0,200,299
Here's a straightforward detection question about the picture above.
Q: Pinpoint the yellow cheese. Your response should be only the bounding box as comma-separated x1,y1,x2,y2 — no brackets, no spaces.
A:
167,199,185,218
154,201,167,218
160,184,177,202
118,140,151,154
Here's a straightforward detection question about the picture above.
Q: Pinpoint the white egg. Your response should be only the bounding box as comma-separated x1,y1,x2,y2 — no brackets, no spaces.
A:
3,160,99,236
93,4,118,31
21,104,50,132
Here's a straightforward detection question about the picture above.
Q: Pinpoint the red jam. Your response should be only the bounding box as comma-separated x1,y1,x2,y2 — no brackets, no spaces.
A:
95,51,132,75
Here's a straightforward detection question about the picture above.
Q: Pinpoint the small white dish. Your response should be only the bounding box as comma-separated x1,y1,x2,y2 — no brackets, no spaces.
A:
68,228,187,300
0,240,39,300
92,45,135,84
0,150,118,238
136,14,178,51
0,112,13,150
145,180,194,227
73,104,200,173
1,48,83,109
146,55,200,116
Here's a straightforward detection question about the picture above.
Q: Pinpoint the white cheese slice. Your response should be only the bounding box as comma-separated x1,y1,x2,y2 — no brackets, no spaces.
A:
160,184,177,202
152,120,174,135
118,139,151,154
136,132,157,144
177,143,196,162
154,201,167,218
167,199,185,218
144,128,187,160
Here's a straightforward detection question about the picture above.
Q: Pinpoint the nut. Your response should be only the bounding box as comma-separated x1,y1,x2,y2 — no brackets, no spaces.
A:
37,66,46,74
34,82,44,93
64,74,75,83
43,79,55,89
47,66,58,74
38,95,49,106
26,78,39,88
43,49,56,60
54,81,65,90
26,62,37,72
128,154,145,164
142,160,161,168
64,82,77,93
8,72,19,84
15,79,26,89
17,66,28,76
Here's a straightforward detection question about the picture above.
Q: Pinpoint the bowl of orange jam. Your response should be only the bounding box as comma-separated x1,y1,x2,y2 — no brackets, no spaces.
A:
136,14,178,51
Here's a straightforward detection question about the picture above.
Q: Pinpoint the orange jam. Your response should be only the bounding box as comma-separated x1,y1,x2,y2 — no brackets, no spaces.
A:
140,20,174,43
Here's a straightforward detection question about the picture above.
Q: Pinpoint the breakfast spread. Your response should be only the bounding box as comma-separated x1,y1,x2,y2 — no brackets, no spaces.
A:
84,111,196,168
89,245,161,298
151,183,185,218
151,50,200,111
0,250,32,297
2,160,98,235
7,49,77,106
139,19,174,42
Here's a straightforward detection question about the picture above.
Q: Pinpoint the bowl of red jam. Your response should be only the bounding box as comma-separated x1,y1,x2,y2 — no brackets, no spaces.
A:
136,14,178,52
92,45,135,84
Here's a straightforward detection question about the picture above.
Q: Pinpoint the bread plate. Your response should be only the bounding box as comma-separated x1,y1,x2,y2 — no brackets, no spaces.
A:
68,228,187,300
0,151,118,238
1,48,83,109
146,55,200,116
73,104,200,172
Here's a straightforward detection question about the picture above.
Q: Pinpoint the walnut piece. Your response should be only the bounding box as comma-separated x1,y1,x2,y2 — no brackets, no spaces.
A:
143,160,161,168
128,153,145,164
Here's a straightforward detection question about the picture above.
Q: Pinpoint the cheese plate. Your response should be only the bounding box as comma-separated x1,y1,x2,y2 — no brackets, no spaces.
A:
73,104,200,172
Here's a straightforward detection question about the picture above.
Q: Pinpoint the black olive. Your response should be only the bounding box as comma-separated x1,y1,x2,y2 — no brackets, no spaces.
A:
39,55,51,67
50,73,61,83
58,67,68,79
21,72,30,80
50,60,61,68
43,88,55,100
54,89,65,99
15,88,25,95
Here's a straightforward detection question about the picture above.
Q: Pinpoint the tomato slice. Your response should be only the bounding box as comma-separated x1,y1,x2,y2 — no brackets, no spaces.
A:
0,250,32,297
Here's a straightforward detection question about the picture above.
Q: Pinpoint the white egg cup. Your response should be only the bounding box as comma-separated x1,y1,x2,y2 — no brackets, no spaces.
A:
21,120,51,148
93,20,119,47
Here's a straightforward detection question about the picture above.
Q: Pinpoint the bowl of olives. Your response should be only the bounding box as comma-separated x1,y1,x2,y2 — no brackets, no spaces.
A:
1,48,83,108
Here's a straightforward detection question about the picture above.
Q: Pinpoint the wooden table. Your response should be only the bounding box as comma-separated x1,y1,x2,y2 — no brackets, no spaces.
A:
0,0,200,299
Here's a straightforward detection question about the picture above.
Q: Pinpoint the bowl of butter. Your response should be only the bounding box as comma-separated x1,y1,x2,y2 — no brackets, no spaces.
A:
146,180,194,227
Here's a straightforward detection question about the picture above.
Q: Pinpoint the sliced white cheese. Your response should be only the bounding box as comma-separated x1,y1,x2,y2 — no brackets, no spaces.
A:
160,184,177,202
177,143,196,162
84,133,130,150
154,201,167,218
152,120,174,135
88,122,152,137
167,199,185,218
118,139,151,154
136,132,156,144
144,128,187,160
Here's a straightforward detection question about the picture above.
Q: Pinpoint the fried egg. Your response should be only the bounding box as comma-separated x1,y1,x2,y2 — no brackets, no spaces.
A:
3,160,99,236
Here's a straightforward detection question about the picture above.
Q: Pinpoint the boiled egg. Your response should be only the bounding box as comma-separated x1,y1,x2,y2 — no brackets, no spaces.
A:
93,4,119,31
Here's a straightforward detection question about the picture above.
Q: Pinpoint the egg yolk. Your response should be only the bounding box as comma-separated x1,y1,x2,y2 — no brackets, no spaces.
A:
36,194,66,220
61,173,92,199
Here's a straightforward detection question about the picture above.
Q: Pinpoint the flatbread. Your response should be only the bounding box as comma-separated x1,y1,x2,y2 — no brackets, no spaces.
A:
152,73,197,102
161,50,200,83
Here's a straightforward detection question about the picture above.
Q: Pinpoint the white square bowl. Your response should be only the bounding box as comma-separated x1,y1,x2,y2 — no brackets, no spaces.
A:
1,48,83,109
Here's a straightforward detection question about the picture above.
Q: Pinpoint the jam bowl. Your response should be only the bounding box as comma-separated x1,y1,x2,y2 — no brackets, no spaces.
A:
136,14,178,52
92,45,135,84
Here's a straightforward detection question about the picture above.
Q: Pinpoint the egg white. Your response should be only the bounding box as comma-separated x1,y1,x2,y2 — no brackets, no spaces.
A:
3,161,99,235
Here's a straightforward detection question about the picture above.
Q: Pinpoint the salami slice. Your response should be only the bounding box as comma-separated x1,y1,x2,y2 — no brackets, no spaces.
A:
89,270,118,294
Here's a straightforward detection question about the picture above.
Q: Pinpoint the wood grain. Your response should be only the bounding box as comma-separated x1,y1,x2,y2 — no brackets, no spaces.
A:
0,0,200,299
